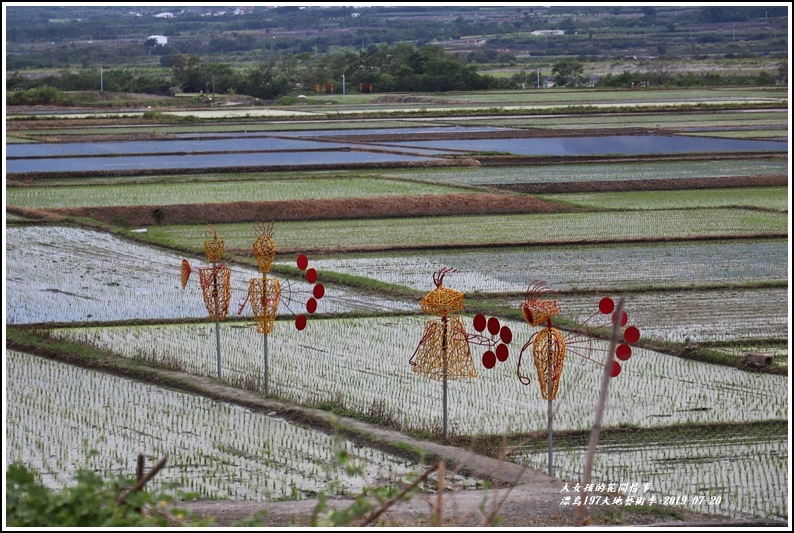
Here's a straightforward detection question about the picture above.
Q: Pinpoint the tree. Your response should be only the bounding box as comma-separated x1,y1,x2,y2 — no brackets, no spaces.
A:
551,59,584,87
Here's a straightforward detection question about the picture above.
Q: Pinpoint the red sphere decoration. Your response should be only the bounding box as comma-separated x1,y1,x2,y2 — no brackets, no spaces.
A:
624,326,640,344
482,350,496,369
297,254,309,270
313,283,325,299
496,343,509,362
611,361,622,378
612,310,628,327
599,297,614,314
487,317,500,336
473,314,487,332
306,298,317,314
295,315,307,331
616,343,632,361
500,326,513,345
306,268,318,284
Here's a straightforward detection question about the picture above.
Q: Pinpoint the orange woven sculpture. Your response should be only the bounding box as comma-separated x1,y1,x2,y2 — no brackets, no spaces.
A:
410,268,477,381
248,223,281,334
248,277,281,335
252,222,277,274
411,316,476,380
516,280,642,400
517,280,566,400
181,225,231,321
420,269,465,317
197,264,232,321
203,225,224,263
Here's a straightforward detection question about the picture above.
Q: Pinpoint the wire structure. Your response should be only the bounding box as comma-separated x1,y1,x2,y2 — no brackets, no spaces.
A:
248,222,282,335
410,268,513,440
515,280,641,399
180,225,231,378
510,279,642,476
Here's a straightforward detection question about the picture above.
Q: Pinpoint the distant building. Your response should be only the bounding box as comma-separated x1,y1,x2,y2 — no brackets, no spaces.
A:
154,12,174,18
147,35,167,46
531,30,564,36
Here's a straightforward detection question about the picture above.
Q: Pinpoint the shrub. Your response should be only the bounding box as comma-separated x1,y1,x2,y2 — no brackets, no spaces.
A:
5,461,213,527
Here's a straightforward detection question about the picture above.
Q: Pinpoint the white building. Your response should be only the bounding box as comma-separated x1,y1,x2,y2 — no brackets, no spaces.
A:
154,12,174,18
147,35,168,46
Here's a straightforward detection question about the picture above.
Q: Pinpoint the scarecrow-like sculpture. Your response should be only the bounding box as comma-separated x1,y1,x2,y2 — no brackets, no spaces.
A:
181,225,231,378
236,222,325,394
508,279,640,475
410,267,512,440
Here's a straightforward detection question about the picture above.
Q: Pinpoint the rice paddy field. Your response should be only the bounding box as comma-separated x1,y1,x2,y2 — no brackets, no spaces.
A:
4,89,790,523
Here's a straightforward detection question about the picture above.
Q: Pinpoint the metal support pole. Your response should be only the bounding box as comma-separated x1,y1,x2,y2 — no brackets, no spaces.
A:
214,317,221,379
212,263,221,379
574,297,625,526
264,332,269,395
547,321,554,477
442,317,448,442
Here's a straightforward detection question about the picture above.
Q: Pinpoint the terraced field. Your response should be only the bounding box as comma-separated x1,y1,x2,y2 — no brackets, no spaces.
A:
5,91,788,523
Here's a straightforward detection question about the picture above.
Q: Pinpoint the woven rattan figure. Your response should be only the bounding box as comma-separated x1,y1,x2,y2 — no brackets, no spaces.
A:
516,280,566,400
410,268,476,381
248,223,281,334
181,225,231,321
180,225,232,379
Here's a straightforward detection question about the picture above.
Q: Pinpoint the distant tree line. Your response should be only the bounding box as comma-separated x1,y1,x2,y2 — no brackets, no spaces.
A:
7,46,786,105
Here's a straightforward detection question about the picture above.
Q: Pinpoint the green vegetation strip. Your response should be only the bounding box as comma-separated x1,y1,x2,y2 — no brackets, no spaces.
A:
5,176,473,209
477,111,788,129
143,208,787,252
387,159,787,186
537,187,788,211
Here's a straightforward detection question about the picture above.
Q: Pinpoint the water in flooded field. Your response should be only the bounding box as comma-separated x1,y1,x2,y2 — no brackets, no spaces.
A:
6,127,786,174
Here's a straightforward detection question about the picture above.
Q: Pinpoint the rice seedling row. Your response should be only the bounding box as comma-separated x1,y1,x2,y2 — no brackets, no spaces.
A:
5,177,470,210
551,287,789,344
306,240,788,294
51,317,788,437
5,226,413,325
386,160,787,186
510,425,788,520
537,187,788,211
149,209,787,252
476,111,787,129
5,350,477,501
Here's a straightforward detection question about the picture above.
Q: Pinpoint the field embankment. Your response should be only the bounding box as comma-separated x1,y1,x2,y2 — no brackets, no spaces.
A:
41,193,579,226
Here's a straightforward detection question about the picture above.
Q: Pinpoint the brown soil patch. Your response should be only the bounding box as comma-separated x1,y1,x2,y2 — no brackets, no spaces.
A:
46,193,579,227
495,174,788,194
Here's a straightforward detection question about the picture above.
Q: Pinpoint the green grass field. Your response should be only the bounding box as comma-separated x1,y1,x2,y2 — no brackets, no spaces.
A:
537,187,788,211
143,208,787,253
5,176,474,209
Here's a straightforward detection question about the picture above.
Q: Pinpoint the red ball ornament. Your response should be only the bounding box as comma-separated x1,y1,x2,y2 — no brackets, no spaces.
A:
496,343,509,362
616,343,632,361
313,283,325,299
624,326,640,344
599,297,614,314
306,268,318,284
